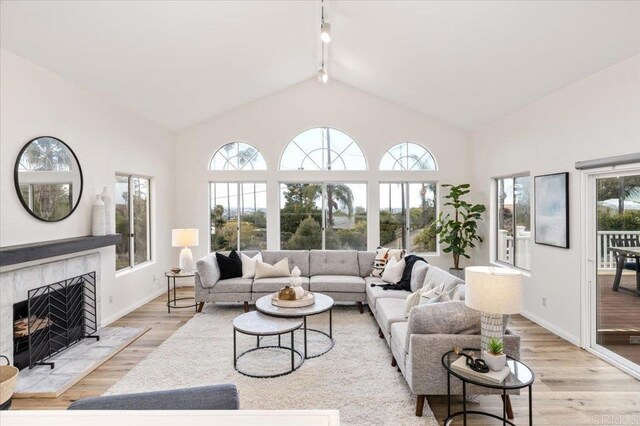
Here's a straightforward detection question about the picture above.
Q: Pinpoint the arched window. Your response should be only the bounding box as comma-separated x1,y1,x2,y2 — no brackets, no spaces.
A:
209,142,266,171
379,142,437,171
280,127,366,171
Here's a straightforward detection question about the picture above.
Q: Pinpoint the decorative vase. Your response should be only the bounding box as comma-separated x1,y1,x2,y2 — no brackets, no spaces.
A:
483,351,507,372
100,186,114,234
449,268,465,280
91,195,106,236
278,286,297,301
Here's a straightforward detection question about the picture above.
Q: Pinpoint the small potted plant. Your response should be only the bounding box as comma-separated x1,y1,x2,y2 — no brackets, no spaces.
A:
484,338,506,371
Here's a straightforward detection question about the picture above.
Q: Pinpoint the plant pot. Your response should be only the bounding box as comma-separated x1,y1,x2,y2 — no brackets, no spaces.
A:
449,268,465,280
483,351,506,372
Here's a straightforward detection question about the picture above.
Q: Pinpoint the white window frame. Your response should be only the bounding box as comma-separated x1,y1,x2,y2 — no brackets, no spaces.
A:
493,173,531,271
115,174,152,272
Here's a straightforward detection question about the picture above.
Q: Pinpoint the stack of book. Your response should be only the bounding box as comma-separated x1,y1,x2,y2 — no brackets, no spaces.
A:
450,356,511,383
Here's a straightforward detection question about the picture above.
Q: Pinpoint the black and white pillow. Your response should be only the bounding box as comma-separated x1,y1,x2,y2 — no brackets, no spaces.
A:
215,250,243,280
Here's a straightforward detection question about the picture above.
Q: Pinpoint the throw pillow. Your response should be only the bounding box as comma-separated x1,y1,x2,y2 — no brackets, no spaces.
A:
255,258,291,280
241,252,263,279
381,256,406,284
371,247,406,277
195,253,220,289
410,262,430,293
215,250,243,280
419,292,451,306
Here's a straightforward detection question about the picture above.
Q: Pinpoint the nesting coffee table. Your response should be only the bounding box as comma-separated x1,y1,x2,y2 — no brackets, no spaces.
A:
232,311,304,378
255,293,335,359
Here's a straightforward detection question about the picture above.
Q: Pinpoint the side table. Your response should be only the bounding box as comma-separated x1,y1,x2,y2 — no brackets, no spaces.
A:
441,349,534,426
165,271,197,313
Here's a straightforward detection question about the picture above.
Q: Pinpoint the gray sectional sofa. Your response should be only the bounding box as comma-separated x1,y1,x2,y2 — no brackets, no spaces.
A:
195,249,521,417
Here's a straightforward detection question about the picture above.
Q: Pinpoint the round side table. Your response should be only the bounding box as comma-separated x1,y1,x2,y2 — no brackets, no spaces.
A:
165,271,196,313
442,349,534,426
233,311,304,378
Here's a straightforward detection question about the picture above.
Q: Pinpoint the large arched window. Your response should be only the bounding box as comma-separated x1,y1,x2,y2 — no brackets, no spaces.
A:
379,142,437,171
280,127,366,171
209,142,266,171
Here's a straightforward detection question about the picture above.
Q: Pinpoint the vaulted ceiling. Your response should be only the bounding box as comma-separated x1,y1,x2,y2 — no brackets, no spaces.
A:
2,1,639,131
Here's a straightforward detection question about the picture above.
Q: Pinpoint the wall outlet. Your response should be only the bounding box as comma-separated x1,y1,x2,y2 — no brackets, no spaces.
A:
542,297,547,307
630,336,640,345
108,295,113,304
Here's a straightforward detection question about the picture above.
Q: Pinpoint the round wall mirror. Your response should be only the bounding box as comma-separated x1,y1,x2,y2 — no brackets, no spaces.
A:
14,136,83,222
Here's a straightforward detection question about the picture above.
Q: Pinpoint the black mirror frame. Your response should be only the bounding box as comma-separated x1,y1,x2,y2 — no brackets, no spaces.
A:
14,136,84,222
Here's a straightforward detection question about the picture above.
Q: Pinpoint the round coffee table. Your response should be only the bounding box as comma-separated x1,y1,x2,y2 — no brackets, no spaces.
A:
233,311,304,378
255,293,334,359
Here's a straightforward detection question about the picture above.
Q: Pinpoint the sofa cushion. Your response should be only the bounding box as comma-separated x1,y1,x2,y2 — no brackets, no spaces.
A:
309,250,359,276
211,278,253,293
377,298,408,337
252,277,310,293
241,252,262,279
216,251,243,280
261,250,310,277
309,275,365,293
357,251,376,277
390,321,409,369
410,262,430,292
365,280,409,315
255,258,290,279
372,247,406,277
423,266,464,292
196,254,220,289
381,256,406,284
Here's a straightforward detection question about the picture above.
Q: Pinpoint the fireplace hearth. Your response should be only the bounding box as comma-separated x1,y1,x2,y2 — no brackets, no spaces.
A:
12,272,98,370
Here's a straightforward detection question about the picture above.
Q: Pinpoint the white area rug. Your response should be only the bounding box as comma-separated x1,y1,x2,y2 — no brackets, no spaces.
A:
107,305,438,425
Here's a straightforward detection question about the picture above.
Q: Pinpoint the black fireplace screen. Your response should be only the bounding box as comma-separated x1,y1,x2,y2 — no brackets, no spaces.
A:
21,272,98,369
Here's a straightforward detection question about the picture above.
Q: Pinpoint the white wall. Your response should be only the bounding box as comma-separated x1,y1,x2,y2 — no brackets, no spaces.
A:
0,50,176,324
175,78,474,270
472,55,640,343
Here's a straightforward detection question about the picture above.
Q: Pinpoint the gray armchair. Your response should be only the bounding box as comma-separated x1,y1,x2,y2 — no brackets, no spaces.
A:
67,384,239,410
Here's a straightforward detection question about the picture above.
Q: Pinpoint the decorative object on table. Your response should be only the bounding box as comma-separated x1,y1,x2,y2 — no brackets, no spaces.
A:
271,292,316,308
172,228,199,272
290,266,305,299
170,267,181,274
91,194,106,236
453,346,489,373
450,354,510,384
484,337,507,371
13,136,84,222
100,186,115,234
277,286,297,301
464,266,523,357
534,172,569,248
433,184,486,279
0,355,18,410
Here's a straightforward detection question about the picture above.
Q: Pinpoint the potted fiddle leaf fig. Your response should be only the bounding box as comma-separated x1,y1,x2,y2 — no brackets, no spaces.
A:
433,183,486,279
484,337,507,371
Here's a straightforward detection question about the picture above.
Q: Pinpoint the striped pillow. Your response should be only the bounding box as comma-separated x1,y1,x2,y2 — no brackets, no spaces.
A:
371,247,406,277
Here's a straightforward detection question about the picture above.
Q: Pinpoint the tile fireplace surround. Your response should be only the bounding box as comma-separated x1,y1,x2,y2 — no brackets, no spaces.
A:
0,252,101,365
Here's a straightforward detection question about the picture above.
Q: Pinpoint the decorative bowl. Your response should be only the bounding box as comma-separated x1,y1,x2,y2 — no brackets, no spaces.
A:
171,267,182,274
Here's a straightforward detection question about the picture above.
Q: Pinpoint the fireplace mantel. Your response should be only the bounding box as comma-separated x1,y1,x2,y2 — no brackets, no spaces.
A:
0,234,121,267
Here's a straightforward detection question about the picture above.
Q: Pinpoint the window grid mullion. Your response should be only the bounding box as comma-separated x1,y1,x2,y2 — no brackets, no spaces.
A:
128,176,135,268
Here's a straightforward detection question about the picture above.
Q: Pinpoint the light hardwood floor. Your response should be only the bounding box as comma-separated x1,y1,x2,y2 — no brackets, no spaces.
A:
11,288,640,425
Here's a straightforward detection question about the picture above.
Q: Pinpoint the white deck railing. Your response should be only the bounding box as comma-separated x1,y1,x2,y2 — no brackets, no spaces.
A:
496,229,640,271
597,230,640,270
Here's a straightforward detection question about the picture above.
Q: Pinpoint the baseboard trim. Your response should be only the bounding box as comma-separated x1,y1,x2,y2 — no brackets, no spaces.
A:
101,288,166,327
520,310,581,347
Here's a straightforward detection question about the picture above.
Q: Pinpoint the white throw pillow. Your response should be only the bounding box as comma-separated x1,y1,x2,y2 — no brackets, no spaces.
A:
241,252,263,279
255,258,291,280
381,256,406,284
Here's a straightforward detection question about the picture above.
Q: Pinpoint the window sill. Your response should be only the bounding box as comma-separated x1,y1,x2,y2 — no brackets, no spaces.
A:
490,261,531,278
116,260,156,278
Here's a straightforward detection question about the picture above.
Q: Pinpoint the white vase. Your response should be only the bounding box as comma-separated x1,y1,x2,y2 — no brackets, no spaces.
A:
91,195,106,236
100,186,115,234
483,351,507,372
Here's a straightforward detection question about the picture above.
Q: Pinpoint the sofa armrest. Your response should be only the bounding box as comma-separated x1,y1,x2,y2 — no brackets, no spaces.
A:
406,332,520,396
194,271,212,301
67,384,239,410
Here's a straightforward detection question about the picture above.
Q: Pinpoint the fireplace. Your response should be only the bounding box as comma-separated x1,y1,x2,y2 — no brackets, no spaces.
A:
12,272,98,370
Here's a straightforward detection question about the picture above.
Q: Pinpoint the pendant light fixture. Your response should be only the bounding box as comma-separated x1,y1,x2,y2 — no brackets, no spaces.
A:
318,0,330,83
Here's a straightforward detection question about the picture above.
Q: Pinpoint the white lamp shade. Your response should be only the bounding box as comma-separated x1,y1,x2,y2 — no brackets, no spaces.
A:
172,228,199,247
464,266,523,315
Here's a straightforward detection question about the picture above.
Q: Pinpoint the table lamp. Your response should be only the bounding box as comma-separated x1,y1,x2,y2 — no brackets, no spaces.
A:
465,266,523,357
172,228,199,272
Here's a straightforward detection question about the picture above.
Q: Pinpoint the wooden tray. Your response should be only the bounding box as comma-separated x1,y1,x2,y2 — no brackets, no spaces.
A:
271,292,316,308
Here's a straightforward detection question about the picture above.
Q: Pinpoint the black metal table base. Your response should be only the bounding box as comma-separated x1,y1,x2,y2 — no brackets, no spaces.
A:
301,308,334,359
166,274,197,313
233,329,304,378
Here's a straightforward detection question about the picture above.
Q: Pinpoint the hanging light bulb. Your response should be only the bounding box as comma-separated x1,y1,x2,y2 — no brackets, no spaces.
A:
317,68,328,83
320,21,331,43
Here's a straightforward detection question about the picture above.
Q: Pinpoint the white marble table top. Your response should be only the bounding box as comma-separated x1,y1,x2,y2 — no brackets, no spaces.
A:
255,293,334,317
233,311,303,335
